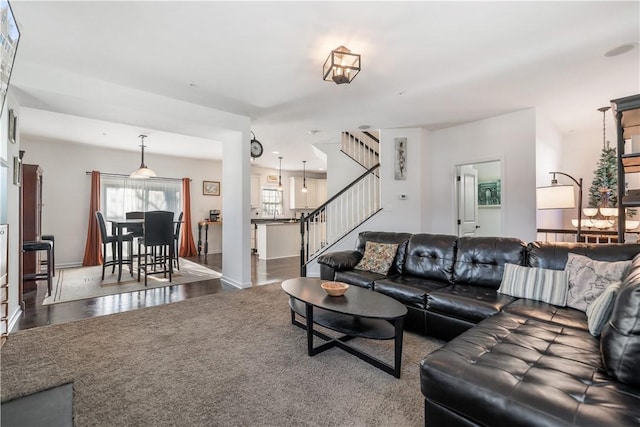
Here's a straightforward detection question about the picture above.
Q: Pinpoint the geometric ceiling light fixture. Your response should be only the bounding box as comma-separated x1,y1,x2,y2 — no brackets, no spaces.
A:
130,134,157,179
323,45,361,84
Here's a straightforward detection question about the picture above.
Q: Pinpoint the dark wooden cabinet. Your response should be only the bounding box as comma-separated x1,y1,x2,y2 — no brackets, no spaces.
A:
21,164,43,293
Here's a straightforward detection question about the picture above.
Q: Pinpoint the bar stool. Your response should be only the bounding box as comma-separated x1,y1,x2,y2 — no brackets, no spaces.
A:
41,234,55,277
23,240,53,296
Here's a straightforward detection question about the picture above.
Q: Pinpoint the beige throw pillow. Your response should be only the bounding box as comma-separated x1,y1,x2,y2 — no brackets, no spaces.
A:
354,241,399,275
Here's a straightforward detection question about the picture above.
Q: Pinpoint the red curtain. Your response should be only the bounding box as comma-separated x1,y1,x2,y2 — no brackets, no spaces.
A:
180,177,198,257
82,171,103,266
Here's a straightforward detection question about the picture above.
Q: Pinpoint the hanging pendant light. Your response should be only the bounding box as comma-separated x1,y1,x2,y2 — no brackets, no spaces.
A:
130,134,157,179
301,160,307,193
277,156,283,191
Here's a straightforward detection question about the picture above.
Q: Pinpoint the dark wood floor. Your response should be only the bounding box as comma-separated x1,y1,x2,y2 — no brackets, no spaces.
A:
14,254,300,331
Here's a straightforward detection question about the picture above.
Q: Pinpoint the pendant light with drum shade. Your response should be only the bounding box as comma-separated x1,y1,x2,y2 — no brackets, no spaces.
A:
301,160,307,193
130,134,157,179
278,156,283,191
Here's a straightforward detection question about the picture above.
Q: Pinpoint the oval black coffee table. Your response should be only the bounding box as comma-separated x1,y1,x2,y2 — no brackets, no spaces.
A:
281,277,408,378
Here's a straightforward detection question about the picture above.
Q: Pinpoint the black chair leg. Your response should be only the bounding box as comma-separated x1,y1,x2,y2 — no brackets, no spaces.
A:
137,242,142,282
111,241,117,273
101,243,107,280
174,241,180,270
129,240,134,277
46,247,52,296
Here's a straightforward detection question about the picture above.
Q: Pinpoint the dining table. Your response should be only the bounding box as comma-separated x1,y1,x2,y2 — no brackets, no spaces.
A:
106,217,184,281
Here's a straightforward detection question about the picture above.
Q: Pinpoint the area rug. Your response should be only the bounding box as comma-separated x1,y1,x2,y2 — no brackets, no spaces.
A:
42,258,222,305
2,284,444,426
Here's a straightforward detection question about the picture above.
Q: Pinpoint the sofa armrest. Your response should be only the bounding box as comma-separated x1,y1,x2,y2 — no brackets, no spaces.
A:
317,250,362,271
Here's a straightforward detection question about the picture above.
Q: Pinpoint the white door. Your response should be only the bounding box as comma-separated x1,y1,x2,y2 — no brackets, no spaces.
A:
457,165,479,236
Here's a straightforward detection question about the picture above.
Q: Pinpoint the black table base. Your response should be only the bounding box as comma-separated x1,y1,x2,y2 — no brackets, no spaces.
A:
289,298,404,378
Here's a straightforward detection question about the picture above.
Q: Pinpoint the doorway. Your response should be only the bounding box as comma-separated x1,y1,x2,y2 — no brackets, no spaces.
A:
456,160,503,237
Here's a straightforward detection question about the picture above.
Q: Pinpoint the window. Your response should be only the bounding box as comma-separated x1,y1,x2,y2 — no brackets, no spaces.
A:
101,176,182,219
261,188,282,217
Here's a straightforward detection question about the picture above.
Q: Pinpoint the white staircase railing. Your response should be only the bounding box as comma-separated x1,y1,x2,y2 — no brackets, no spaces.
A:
341,131,379,171
300,163,381,275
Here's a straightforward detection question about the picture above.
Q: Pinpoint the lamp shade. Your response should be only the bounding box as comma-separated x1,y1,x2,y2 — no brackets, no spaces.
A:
130,167,157,179
536,185,575,209
599,207,619,217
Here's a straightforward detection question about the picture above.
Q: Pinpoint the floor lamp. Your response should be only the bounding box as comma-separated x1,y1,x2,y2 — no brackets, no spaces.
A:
537,171,583,241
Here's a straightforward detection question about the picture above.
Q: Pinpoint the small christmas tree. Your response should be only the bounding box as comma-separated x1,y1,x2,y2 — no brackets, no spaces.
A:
588,141,618,208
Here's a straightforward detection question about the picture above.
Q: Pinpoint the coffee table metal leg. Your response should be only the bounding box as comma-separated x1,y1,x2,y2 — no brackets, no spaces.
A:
305,303,314,356
394,317,404,378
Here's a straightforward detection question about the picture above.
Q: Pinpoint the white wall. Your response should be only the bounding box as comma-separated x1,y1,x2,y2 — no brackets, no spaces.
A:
20,137,224,266
316,142,365,198
535,114,565,230
2,94,22,333
427,109,538,241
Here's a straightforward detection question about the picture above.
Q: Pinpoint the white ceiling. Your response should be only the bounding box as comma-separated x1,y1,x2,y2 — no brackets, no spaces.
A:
8,1,640,172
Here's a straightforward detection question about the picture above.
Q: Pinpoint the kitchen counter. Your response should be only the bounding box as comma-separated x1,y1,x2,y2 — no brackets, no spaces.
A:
251,218,299,224
256,222,300,260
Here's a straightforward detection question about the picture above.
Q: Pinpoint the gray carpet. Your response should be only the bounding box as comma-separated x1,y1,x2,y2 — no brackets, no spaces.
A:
1,283,443,426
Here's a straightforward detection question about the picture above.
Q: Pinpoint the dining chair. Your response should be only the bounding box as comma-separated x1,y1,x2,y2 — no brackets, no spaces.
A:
95,211,134,280
125,211,145,238
137,210,174,286
173,212,184,270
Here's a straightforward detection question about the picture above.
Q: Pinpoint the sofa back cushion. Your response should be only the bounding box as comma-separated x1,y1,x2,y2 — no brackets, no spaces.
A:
403,234,457,282
600,253,640,387
527,241,640,270
355,231,412,276
452,237,526,289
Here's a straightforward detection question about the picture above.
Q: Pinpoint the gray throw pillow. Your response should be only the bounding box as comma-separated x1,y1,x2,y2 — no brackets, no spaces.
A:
586,281,621,336
564,253,631,312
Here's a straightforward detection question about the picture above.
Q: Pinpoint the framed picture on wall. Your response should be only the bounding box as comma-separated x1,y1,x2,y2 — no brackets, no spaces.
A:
394,137,407,180
8,109,16,144
203,181,220,196
12,156,21,186
478,180,501,207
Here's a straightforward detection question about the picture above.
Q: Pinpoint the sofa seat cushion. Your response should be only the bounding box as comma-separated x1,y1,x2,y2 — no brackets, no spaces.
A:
334,269,388,289
420,312,640,426
426,285,515,323
502,298,588,331
373,276,450,309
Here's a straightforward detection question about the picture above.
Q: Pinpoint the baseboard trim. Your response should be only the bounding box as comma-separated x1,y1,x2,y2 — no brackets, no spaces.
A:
221,276,251,289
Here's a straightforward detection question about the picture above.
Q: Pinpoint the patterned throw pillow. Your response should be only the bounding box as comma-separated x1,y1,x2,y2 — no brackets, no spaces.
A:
565,253,631,312
586,281,621,336
497,263,568,306
354,241,399,275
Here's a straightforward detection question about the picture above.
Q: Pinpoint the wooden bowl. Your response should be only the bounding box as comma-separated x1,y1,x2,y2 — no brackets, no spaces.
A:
321,281,349,297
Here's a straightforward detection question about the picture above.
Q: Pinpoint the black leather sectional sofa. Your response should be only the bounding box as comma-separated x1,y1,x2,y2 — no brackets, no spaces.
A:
317,231,640,426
